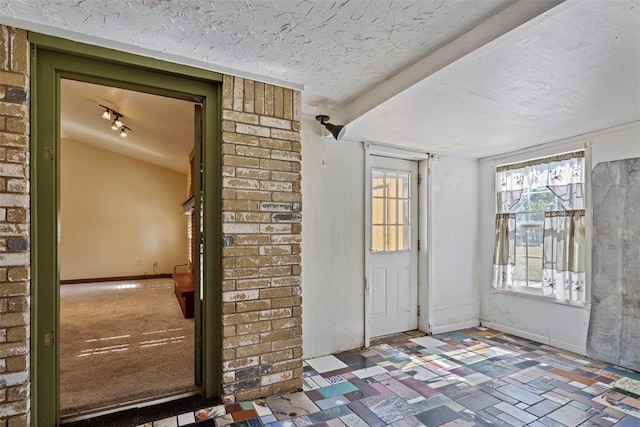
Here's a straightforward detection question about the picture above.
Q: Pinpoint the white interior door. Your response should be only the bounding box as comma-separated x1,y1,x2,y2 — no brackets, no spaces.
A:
369,156,419,337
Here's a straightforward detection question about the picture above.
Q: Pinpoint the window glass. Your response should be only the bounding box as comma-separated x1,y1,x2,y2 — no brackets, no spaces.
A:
512,190,560,289
400,173,410,198
372,225,385,251
372,198,385,225
371,168,411,252
372,171,385,198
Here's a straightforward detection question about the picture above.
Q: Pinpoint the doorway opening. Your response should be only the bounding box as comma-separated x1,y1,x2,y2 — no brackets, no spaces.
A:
58,79,200,418
31,41,222,425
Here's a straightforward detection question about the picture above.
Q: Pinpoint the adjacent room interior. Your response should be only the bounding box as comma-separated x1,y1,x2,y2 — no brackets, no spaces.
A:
58,79,199,417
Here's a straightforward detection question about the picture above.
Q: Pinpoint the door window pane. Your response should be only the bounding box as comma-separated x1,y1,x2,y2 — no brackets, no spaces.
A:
387,199,397,225
401,226,411,251
372,225,385,251
400,173,410,198
387,172,398,198
372,198,385,225
388,225,398,251
401,200,410,224
372,171,385,198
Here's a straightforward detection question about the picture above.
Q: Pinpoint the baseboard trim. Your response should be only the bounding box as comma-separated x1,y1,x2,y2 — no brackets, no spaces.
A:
480,320,587,355
60,274,172,285
430,320,479,335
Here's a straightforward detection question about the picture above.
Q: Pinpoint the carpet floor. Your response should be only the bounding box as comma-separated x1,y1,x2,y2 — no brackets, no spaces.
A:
60,278,196,416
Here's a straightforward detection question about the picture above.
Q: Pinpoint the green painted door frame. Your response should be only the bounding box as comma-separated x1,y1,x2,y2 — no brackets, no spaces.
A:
29,34,222,426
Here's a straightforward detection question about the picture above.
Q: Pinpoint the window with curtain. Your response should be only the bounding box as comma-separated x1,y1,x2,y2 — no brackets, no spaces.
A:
492,151,586,303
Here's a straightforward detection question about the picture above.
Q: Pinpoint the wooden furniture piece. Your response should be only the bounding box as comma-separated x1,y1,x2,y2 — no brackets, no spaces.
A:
173,272,194,319
173,148,196,319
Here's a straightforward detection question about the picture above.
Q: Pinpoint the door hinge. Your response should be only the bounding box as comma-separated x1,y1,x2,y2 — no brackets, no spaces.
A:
44,331,55,346
418,174,422,185
45,145,54,161
417,239,421,251
417,305,420,317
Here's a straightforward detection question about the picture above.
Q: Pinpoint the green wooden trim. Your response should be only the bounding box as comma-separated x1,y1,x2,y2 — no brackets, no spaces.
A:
31,41,222,425
31,47,61,427
28,32,223,83
203,82,223,395
194,104,203,386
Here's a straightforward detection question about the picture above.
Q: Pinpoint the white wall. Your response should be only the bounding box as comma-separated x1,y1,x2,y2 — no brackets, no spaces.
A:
302,119,639,358
427,156,481,333
479,121,640,354
301,119,366,358
60,138,190,280
301,116,485,357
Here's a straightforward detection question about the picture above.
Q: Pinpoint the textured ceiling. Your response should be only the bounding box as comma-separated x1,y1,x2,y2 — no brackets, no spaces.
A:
345,0,640,157
347,0,640,157
2,0,638,161
0,0,513,108
60,79,194,173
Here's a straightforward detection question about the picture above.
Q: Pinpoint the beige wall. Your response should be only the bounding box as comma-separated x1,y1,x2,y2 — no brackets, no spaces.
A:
60,138,189,280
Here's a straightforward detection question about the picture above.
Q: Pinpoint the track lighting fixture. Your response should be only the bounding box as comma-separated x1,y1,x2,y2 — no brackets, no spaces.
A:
315,115,346,140
100,104,132,137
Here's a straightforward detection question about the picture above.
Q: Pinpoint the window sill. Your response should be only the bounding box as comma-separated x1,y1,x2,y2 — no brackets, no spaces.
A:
492,288,590,310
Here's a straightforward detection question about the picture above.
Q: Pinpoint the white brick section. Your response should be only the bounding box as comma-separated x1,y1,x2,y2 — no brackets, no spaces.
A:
259,116,291,130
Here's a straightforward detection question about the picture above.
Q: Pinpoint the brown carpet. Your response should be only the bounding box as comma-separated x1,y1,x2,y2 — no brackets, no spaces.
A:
60,278,195,416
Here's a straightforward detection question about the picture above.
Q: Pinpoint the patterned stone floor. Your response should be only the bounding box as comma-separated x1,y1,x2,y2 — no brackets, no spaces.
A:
142,328,640,427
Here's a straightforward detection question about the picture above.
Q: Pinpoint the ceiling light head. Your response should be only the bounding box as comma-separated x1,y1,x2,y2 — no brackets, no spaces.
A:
111,120,119,130
315,115,346,140
114,115,123,128
100,104,113,120
119,126,130,138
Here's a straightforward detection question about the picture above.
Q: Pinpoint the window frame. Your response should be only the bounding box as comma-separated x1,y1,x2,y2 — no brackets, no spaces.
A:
370,167,413,254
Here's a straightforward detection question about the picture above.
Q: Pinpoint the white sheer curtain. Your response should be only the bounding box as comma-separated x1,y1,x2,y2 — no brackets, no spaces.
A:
492,213,515,289
496,153,585,213
542,210,586,301
492,151,586,300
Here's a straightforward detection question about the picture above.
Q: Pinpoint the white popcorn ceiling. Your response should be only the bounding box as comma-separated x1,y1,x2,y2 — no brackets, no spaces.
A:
0,0,513,107
345,0,640,157
1,0,639,159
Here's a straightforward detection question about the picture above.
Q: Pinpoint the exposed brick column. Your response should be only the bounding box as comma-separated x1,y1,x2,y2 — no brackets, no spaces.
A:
0,25,31,427
220,75,302,402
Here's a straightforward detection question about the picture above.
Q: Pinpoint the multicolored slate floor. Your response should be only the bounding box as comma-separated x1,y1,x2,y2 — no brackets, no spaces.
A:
142,327,640,427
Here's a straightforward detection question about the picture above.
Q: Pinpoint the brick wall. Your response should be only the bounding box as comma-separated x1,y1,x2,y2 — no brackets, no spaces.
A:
0,25,31,427
220,75,303,402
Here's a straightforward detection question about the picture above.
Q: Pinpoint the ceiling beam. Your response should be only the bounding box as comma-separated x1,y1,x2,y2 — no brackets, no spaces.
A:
333,0,565,126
